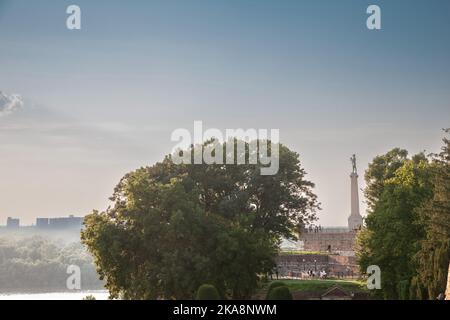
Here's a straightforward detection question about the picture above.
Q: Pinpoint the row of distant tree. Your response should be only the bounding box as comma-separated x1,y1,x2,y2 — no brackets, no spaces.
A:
356,129,450,300
0,236,104,292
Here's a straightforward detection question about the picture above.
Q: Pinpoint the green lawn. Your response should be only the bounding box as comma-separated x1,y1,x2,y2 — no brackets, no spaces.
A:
268,279,368,293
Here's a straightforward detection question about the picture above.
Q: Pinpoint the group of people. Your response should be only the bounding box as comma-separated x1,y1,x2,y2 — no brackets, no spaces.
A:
271,269,328,280
301,270,327,279
307,225,323,233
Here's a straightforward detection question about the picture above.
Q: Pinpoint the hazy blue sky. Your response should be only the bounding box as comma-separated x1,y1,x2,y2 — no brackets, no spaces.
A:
1,0,449,225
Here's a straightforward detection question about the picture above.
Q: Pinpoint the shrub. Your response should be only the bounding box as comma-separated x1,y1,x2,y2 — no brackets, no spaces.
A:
266,281,285,299
196,284,221,300
267,286,293,300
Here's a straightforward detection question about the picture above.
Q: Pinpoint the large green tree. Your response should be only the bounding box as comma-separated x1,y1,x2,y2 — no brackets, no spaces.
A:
357,130,450,300
412,130,450,299
81,141,319,299
356,153,433,299
364,148,427,213
364,148,409,212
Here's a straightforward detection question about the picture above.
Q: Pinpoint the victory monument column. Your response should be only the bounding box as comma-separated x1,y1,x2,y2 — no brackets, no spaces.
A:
348,155,363,231
294,155,365,255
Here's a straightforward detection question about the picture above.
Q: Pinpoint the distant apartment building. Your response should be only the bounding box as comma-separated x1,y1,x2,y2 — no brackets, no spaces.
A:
36,215,84,229
36,218,50,228
6,217,20,228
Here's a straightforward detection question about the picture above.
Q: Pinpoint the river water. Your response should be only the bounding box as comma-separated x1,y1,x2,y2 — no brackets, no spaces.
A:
0,290,110,300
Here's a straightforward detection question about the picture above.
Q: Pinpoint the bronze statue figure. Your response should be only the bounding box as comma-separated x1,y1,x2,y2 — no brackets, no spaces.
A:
351,154,357,174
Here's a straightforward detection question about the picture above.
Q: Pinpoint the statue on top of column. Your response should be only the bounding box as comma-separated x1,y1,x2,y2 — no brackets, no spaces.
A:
350,154,357,174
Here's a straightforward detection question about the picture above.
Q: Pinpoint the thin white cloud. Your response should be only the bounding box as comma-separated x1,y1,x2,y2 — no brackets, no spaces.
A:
0,91,23,116
0,95,162,161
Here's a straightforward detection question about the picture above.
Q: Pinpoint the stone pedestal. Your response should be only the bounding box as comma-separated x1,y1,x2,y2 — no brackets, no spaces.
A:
348,172,363,230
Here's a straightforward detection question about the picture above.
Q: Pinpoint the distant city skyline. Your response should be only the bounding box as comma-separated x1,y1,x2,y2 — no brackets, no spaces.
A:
2,214,83,228
1,0,449,226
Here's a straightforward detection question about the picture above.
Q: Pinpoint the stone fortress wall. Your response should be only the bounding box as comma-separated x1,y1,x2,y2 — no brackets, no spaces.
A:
298,228,358,255
276,253,359,278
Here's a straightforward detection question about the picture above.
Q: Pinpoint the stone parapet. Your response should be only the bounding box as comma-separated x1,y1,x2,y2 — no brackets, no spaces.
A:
275,253,359,278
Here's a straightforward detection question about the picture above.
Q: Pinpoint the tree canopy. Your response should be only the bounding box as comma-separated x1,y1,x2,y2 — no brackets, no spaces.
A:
81,140,319,299
357,130,450,300
412,129,450,299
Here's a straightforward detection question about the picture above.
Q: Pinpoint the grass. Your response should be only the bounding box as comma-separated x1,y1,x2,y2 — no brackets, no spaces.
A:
266,279,368,293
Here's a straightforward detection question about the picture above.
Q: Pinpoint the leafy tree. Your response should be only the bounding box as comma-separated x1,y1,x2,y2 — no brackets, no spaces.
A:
82,140,319,300
356,153,433,299
364,148,409,212
412,129,450,299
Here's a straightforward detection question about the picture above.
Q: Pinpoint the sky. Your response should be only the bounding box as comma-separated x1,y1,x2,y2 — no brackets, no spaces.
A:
0,0,449,226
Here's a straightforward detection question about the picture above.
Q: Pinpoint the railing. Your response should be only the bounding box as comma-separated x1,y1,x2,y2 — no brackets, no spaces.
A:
302,227,351,234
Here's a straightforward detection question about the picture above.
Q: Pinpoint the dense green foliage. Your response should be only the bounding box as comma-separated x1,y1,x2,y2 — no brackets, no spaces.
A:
196,284,220,300
267,286,293,300
0,236,103,292
266,281,285,299
363,148,409,212
356,130,450,300
82,140,319,300
412,129,450,299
